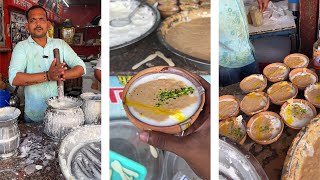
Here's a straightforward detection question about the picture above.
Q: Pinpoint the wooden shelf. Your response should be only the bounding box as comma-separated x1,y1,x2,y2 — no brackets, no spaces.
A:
0,48,12,52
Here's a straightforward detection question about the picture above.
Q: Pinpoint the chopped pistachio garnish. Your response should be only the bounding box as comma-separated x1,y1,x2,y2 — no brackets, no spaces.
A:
155,87,195,107
231,127,242,139
259,125,272,132
291,104,307,115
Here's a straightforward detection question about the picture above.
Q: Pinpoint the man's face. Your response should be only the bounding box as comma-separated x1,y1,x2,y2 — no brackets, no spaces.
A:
26,8,49,38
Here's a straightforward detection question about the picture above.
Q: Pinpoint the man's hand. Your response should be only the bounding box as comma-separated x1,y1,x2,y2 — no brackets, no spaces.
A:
139,75,210,179
258,0,270,12
47,58,65,81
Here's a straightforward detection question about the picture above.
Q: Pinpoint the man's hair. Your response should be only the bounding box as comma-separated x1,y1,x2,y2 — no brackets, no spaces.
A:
26,5,48,20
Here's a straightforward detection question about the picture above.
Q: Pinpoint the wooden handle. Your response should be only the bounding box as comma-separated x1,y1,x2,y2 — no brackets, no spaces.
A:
53,48,64,98
53,48,61,64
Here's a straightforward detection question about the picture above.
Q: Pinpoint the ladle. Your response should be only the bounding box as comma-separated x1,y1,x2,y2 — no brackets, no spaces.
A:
110,1,144,27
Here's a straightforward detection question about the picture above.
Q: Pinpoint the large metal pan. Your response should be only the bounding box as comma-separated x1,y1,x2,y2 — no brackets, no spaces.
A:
110,1,161,50
157,8,210,70
282,117,320,180
220,135,269,180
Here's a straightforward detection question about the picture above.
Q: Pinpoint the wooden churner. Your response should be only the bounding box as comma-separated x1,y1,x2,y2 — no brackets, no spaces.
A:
53,48,64,99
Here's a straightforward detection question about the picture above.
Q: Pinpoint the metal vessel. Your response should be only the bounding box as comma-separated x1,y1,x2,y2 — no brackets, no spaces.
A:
80,92,101,125
0,107,21,159
43,96,85,140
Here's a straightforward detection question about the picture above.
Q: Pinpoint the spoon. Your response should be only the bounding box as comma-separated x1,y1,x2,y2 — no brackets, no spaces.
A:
111,160,128,180
110,2,144,27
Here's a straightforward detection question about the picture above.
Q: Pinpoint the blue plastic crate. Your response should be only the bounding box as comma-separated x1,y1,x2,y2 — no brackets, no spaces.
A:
110,150,147,180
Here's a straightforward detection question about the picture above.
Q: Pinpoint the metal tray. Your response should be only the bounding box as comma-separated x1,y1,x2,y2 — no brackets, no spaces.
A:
282,118,320,180
219,136,269,180
58,125,101,179
110,1,161,50
157,8,210,70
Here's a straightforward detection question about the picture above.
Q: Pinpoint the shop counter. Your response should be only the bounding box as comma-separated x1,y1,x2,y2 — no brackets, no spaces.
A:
0,123,64,179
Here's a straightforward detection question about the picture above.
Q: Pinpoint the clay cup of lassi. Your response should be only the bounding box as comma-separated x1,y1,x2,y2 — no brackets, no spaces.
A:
122,66,206,134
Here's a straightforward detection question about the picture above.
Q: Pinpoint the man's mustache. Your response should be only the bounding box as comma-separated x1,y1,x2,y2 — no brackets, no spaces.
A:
34,27,43,30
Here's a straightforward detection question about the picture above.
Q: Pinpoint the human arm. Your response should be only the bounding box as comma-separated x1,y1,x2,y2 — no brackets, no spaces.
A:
94,69,101,82
139,75,210,179
94,58,101,82
12,72,49,86
9,43,64,86
257,0,270,12
13,60,84,86
64,65,85,80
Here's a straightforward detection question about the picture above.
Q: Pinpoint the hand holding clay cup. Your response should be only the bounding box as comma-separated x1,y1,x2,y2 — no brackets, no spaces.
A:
239,74,267,93
267,81,298,105
122,66,206,135
138,73,210,180
219,95,240,120
240,92,270,116
289,68,318,90
247,111,284,145
283,53,309,69
263,63,290,82
280,99,317,129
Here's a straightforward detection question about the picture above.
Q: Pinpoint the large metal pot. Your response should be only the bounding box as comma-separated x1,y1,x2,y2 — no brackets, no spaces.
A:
0,107,21,158
80,92,101,125
43,97,85,140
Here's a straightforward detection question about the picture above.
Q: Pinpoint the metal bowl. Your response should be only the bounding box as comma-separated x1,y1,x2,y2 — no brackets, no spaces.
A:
110,1,161,50
162,151,200,179
110,120,164,180
219,136,269,180
157,8,210,70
